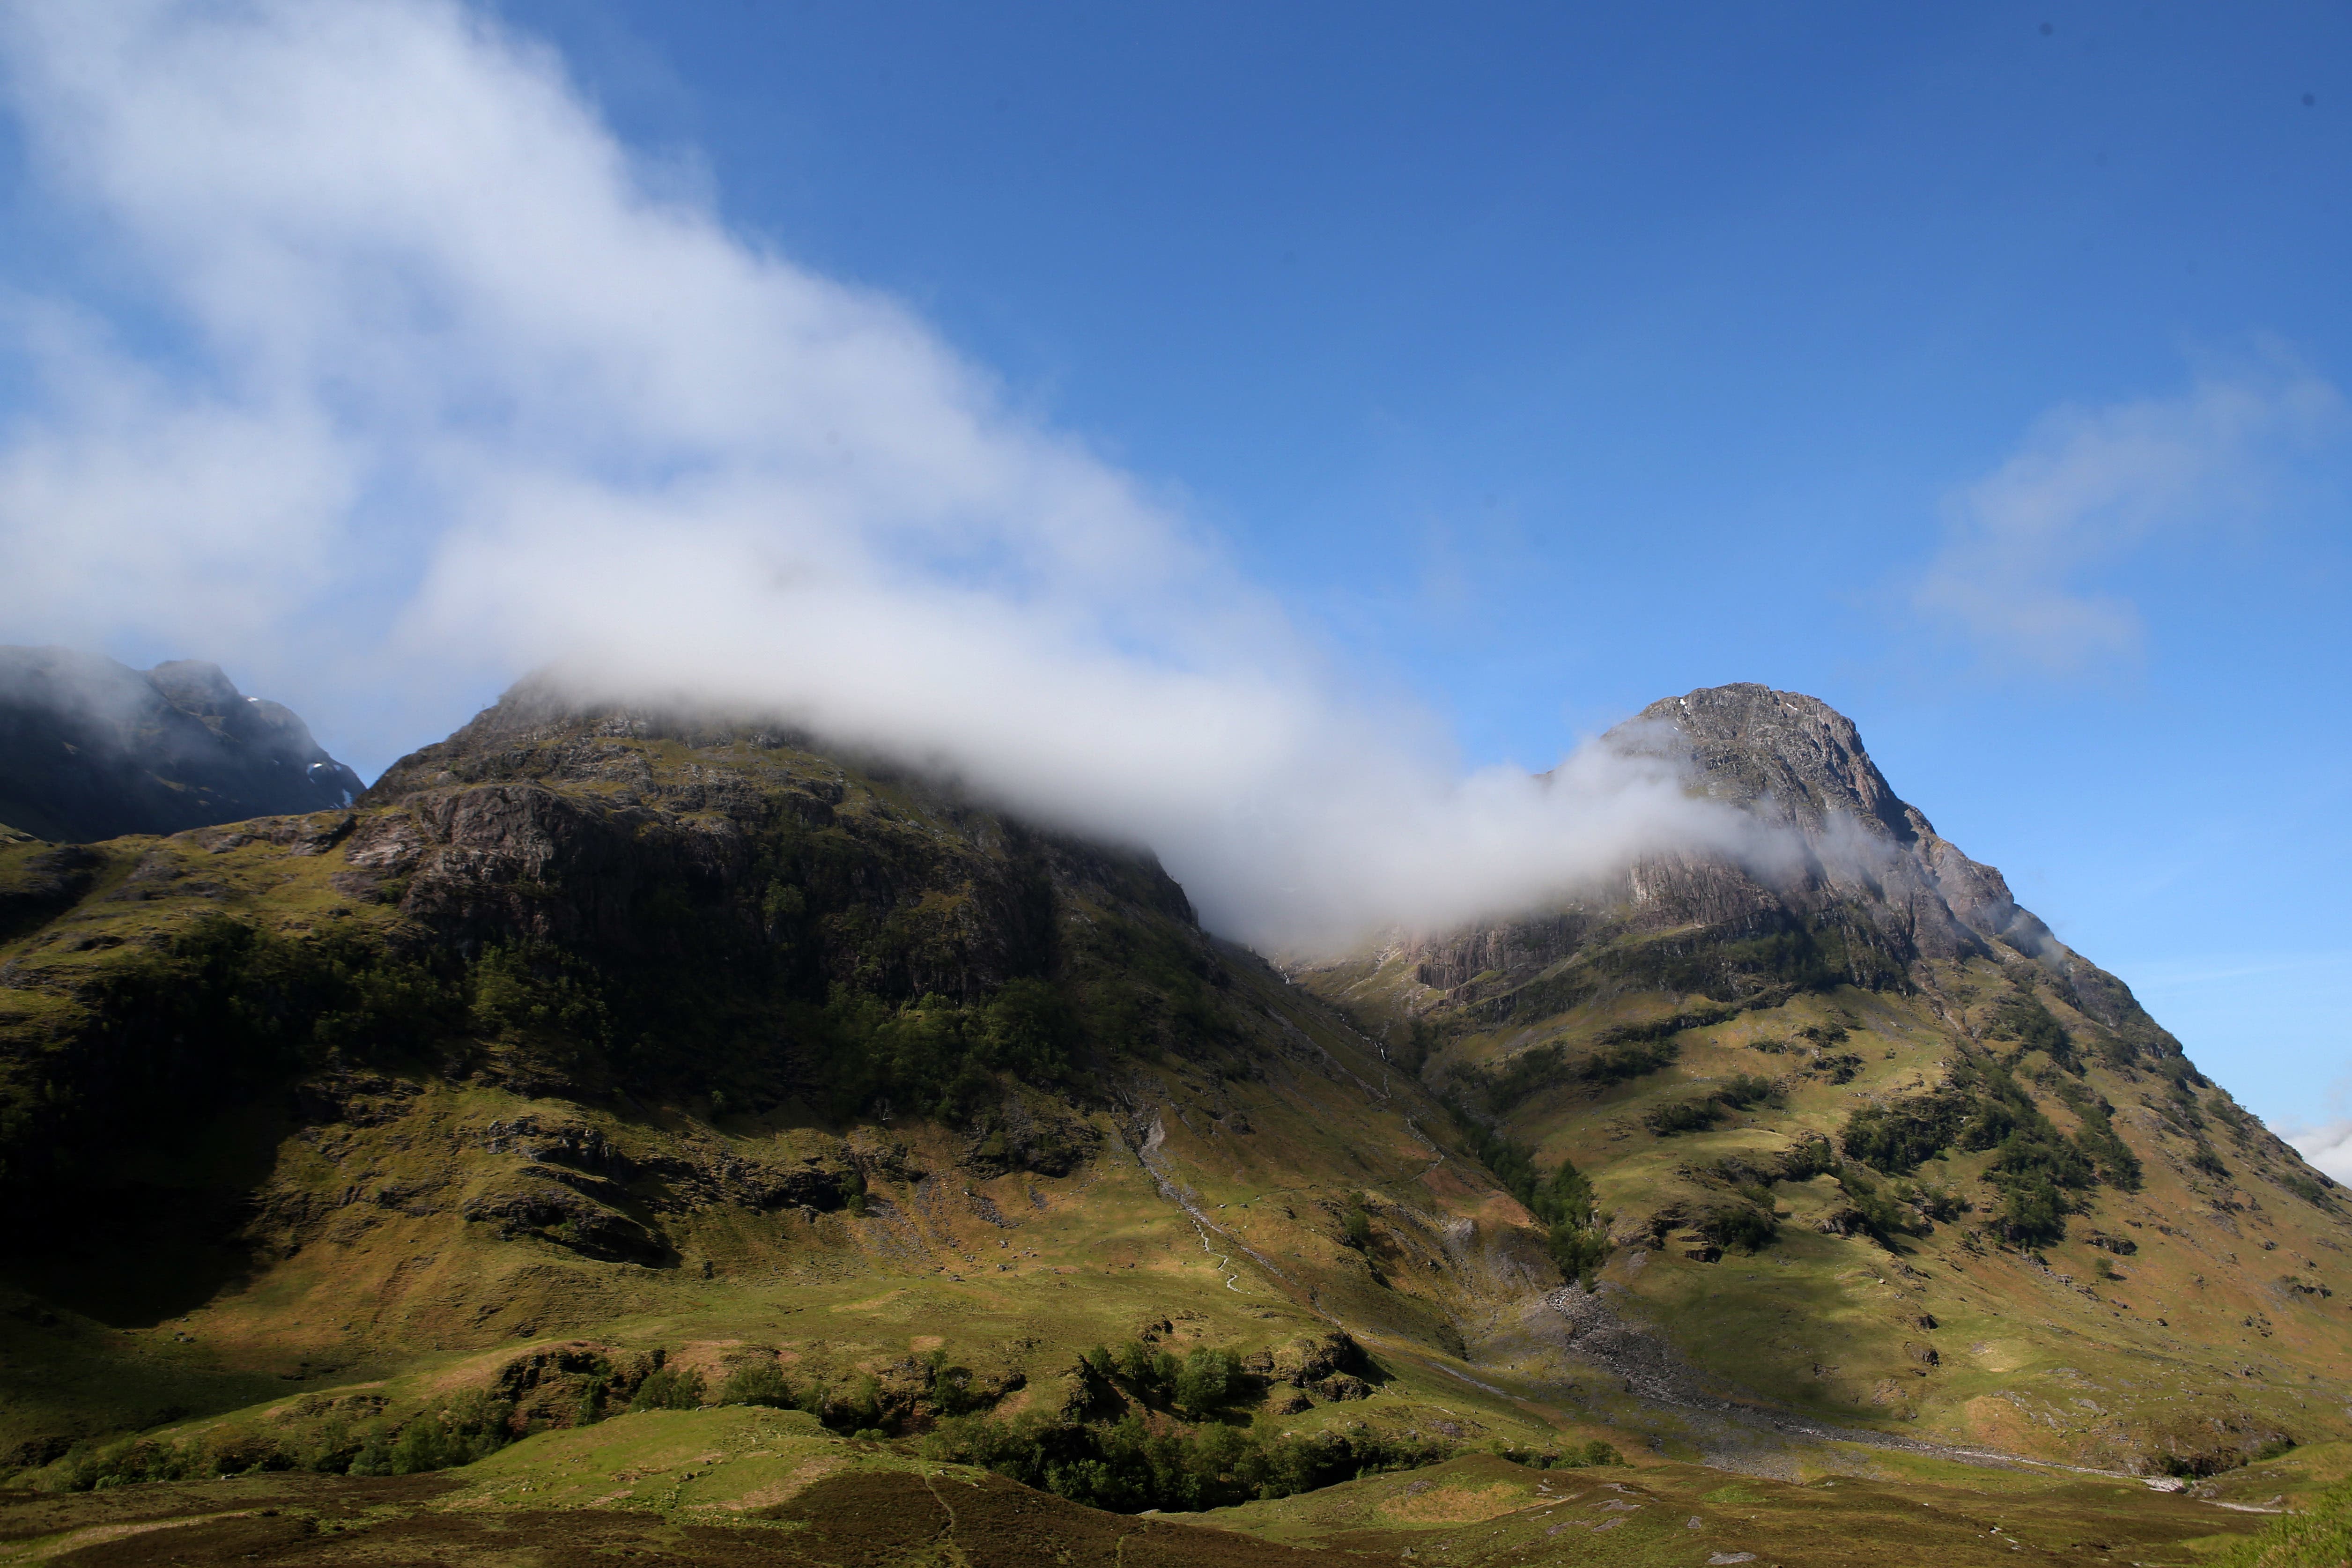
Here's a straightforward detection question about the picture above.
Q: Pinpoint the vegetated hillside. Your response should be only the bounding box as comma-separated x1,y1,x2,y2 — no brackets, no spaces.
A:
1297,683,2352,1479
0,646,363,843
0,682,1594,1493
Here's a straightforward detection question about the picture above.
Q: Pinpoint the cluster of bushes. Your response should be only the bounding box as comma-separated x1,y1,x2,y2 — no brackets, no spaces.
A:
1494,1438,1625,1469
1468,1133,1612,1287
1470,1034,1679,1117
690,1348,1011,1437
1835,1041,2148,1247
1693,1202,1780,1254
49,1340,1020,1491
1642,1073,1784,1138
1750,1020,1863,1080
813,979,1080,1123
1080,1343,1244,1418
1684,1135,1969,1254
1983,991,2072,1067
1826,1165,1968,1246
2046,1077,2144,1189
55,1390,519,1492
920,1411,1453,1513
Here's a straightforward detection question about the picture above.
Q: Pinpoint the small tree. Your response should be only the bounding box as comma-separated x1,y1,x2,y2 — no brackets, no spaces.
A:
1172,1348,1236,1415
629,1366,706,1412
717,1361,792,1408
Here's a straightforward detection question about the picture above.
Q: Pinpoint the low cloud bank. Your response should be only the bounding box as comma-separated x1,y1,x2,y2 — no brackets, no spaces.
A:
0,0,1763,950
2289,1123,2352,1187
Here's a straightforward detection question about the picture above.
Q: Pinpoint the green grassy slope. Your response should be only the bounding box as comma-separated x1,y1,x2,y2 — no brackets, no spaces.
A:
0,690,1593,1490
1292,698,2352,1481
0,1412,2283,1567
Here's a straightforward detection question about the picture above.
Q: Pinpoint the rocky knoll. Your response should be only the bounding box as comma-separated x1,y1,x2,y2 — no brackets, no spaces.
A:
0,646,363,843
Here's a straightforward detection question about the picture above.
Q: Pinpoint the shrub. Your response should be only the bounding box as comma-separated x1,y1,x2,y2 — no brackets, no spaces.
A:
1696,1203,1778,1254
1644,1100,1721,1137
629,1367,706,1412
2065,1098,2144,1191
1547,1224,1612,1287
1841,1088,1966,1176
2279,1170,2338,1209
1172,1349,1239,1416
1469,1137,1596,1232
1714,1073,1780,1110
1993,1175,2066,1246
1985,991,2072,1069
1907,1184,1968,1223
717,1361,794,1408
1989,1127,2094,1190
1114,1341,1180,1403
1777,1135,1837,1181
926,1359,993,1418
1833,1169,1923,1245
798,1375,886,1434
1496,1438,1625,1469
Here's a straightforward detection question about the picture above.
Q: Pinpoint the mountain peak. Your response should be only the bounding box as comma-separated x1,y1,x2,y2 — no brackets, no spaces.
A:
1600,682,2055,963
1612,682,1921,844
0,645,363,842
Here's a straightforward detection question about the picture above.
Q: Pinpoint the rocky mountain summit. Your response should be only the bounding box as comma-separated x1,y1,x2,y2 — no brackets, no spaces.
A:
1410,683,2133,1024
0,646,363,843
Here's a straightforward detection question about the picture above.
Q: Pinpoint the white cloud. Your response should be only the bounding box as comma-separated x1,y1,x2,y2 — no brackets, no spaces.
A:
2289,1122,2352,1186
0,0,1760,951
1913,362,2350,675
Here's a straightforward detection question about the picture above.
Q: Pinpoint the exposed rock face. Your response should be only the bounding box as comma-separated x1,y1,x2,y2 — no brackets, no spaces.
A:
1406,684,2105,1013
1611,683,2054,957
340,680,1193,997
0,646,363,842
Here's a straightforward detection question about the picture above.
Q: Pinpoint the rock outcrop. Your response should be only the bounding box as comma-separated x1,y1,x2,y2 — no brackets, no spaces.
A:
1405,684,2151,1033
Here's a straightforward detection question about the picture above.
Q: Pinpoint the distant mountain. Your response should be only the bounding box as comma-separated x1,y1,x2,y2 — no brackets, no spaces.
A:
0,646,363,842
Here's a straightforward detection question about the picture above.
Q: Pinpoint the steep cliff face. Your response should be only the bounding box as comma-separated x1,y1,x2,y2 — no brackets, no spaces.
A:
1610,683,2055,958
1300,683,2352,1477
0,647,363,843
340,681,1182,1001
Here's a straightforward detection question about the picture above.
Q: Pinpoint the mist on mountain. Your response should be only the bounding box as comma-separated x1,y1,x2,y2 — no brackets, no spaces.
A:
0,0,1777,950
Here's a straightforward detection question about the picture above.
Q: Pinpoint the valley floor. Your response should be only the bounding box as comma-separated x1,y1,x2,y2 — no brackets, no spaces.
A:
0,1411,2320,1567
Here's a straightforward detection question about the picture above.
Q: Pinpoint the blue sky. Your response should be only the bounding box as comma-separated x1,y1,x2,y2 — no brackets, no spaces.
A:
1,2,2346,1141
526,0,2352,1132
